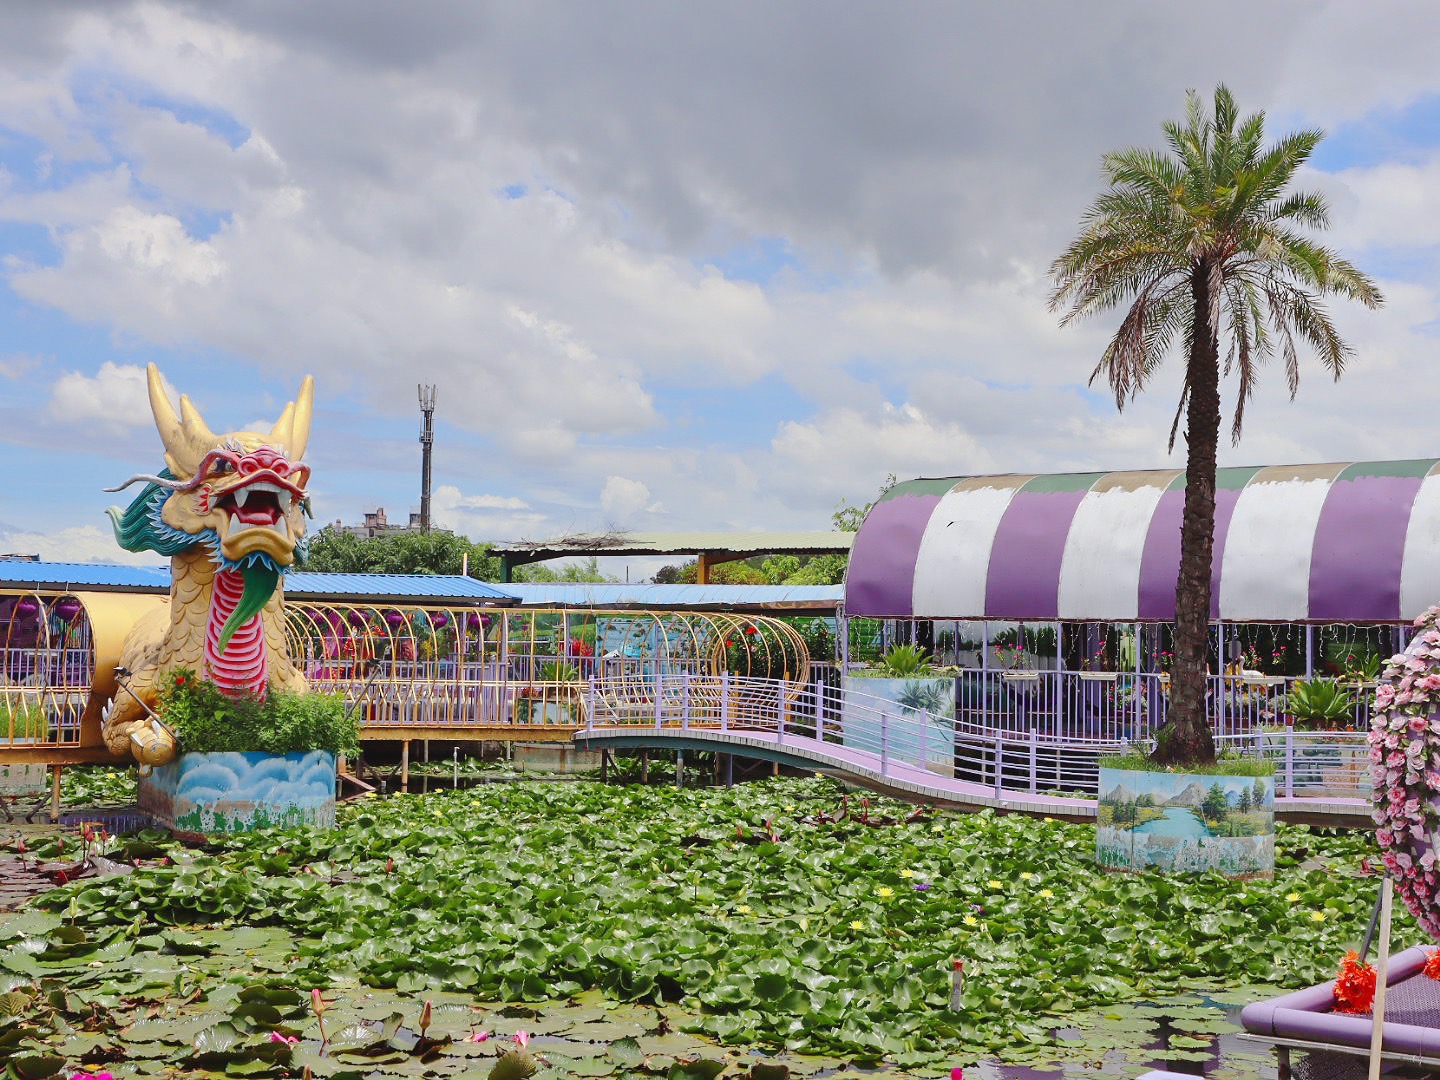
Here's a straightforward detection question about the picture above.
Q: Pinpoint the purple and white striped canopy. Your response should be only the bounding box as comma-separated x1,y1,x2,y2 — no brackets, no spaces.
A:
844,460,1440,623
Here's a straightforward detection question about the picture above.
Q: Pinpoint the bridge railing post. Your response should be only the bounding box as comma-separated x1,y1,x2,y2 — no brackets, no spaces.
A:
721,672,730,733
682,674,691,730
587,675,596,731
815,680,825,743
654,669,663,729
1284,729,1295,799
993,731,1005,798
880,712,889,776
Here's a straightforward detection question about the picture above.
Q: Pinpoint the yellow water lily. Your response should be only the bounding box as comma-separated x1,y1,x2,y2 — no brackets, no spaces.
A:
876,886,895,898
1285,892,1301,902
1019,872,1033,881
987,880,1003,890
963,913,978,926
900,869,916,878
850,920,866,930
1310,911,1327,922
735,904,752,915
1039,888,1054,899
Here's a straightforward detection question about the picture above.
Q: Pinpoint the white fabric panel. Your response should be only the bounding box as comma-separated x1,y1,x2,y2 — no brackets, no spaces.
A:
1400,468,1440,619
1057,473,1176,620
911,477,1028,618
1219,465,1340,621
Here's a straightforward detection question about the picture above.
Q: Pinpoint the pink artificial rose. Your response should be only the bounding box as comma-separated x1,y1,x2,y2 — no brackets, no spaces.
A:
1378,828,1395,846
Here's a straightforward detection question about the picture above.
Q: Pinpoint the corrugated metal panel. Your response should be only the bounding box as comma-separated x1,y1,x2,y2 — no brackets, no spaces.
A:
503,584,842,609
496,531,852,556
0,561,170,590
284,572,513,600
847,459,1440,623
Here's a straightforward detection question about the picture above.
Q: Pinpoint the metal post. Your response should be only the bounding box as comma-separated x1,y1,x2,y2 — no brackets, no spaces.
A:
839,603,850,672
994,730,1004,798
1028,729,1038,795
587,674,597,730
675,751,684,789
721,671,731,732
452,746,459,787
816,680,825,743
654,669,663,728
1305,624,1315,680
682,674,691,730
880,712,889,776
1284,729,1295,798
400,740,410,793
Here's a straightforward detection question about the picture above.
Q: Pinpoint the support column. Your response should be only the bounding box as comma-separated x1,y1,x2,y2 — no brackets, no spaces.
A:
400,740,410,793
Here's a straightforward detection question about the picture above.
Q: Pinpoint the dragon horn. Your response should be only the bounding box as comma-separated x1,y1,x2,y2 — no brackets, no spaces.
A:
270,375,315,461
147,364,216,477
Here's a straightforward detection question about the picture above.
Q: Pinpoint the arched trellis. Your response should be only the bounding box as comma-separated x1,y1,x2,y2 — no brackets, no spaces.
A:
0,589,164,753
282,605,810,731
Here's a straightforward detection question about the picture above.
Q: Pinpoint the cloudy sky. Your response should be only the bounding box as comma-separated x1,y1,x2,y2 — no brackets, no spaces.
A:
2,2,1438,569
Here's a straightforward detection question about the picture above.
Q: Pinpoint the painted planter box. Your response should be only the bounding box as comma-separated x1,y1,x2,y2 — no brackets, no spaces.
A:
1096,765,1275,877
840,676,956,778
139,750,336,835
0,761,46,796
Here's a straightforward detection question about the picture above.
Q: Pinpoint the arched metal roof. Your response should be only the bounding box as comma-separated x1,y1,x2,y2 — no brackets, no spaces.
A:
844,460,1440,623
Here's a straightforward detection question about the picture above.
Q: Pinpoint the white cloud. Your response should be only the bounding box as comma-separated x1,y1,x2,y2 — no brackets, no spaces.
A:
47,361,171,436
599,475,651,525
0,524,163,565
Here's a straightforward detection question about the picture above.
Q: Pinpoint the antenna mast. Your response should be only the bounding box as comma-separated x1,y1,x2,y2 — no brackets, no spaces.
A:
418,384,437,533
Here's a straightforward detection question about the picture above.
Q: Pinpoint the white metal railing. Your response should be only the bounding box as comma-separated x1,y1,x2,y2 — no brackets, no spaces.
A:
578,671,1373,804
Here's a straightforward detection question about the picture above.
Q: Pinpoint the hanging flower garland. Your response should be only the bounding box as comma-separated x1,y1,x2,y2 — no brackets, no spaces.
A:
1369,605,1440,941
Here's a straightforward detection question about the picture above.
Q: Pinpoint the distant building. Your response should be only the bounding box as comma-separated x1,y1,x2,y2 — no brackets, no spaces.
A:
332,507,451,539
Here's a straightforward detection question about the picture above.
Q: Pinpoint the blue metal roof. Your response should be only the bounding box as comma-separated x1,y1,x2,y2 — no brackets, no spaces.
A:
284,572,512,601
0,562,512,601
502,583,842,610
0,560,171,590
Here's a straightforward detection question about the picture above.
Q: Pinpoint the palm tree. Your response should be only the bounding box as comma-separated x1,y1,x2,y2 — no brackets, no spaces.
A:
1049,86,1382,765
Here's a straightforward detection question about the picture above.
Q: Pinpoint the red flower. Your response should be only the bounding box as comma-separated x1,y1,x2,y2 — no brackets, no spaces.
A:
725,639,735,647
174,674,186,686
1333,950,1377,1014
1425,949,1440,981
744,626,757,635
54,870,68,884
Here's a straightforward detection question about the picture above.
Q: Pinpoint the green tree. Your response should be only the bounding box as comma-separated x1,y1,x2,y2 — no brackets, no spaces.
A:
512,556,614,583
300,525,502,580
1201,781,1230,823
1050,86,1382,765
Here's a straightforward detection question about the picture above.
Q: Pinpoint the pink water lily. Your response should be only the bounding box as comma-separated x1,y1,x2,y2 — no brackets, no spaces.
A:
467,1030,491,1042
513,1029,530,1048
269,1031,299,1045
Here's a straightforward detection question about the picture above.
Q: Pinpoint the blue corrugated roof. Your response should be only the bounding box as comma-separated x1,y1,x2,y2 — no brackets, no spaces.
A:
502,583,842,609
284,572,512,600
0,560,171,590
0,562,512,601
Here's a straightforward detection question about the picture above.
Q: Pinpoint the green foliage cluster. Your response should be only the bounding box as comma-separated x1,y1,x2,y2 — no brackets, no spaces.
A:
59,766,138,807
1283,679,1356,730
1099,753,1274,778
0,697,48,740
157,670,358,756
299,525,501,580
17,778,1383,1069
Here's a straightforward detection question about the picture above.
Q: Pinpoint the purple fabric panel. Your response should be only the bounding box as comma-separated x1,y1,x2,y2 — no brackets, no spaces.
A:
983,490,1089,619
843,494,942,617
1136,486,1247,621
1309,474,1424,622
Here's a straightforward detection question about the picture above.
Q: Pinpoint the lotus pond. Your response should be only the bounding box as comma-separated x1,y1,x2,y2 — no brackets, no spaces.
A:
1,772,1396,1077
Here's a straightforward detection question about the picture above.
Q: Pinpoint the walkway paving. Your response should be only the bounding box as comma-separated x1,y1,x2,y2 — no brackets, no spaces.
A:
573,725,1372,826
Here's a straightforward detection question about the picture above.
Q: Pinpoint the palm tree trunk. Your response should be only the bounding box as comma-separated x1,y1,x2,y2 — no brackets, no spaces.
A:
1155,261,1220,765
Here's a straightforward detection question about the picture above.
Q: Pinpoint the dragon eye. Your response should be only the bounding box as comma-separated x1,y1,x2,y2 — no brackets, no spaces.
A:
211,459,235,476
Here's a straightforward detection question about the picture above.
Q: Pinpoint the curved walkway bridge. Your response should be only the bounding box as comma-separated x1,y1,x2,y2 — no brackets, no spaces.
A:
571,675,1371,828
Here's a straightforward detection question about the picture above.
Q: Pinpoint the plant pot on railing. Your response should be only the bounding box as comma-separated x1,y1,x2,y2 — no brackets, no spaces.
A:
1095,755,1275,878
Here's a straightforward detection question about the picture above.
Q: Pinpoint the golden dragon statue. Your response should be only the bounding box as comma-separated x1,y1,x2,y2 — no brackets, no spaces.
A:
102,363,315,765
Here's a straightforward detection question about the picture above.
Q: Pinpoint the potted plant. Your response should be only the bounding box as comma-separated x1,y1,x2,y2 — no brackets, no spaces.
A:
0,698,50,797
138,670,359,836
1283,678,1356,732
515,660,582,725
842,645,958,777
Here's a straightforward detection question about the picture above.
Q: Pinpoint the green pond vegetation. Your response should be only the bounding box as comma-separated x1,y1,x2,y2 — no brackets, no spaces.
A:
2,774,1392,1077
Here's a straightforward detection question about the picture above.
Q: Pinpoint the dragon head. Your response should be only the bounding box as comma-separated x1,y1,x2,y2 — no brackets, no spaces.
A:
108,364,315,570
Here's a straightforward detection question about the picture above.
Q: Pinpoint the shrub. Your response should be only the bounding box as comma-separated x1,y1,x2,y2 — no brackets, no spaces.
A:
157,669,358,755
0,698,48,741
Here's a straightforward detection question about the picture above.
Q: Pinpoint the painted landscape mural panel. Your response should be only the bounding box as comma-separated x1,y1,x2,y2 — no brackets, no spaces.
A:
840,676,956,778
1096,766,1275,877
139,750,336,834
